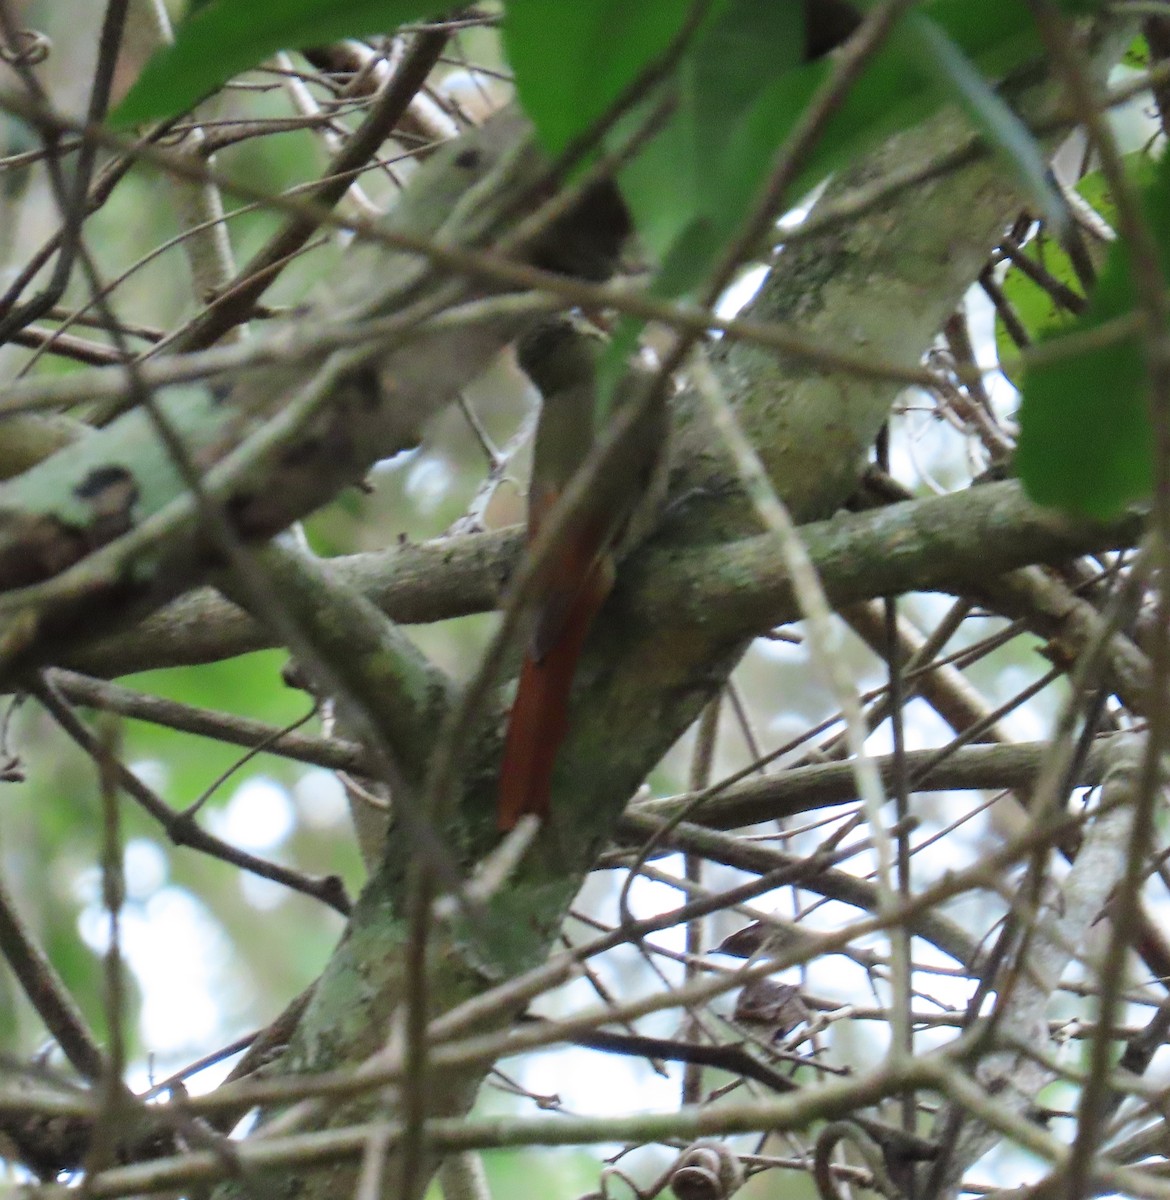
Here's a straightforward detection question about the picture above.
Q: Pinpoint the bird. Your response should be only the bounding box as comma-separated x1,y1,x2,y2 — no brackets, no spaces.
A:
497,318,668,830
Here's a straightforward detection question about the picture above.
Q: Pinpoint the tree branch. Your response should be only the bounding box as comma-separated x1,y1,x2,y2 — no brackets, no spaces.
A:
60,480,1142,680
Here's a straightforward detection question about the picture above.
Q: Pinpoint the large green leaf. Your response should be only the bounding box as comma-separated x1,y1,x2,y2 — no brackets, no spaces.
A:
502,0,694,155
611,0,806,289
613,0,1049,297
1018,151,1170,517
685,0,807,212
112,0,442,126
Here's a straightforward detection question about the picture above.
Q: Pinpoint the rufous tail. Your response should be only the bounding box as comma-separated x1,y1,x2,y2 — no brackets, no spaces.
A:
497,576,607,831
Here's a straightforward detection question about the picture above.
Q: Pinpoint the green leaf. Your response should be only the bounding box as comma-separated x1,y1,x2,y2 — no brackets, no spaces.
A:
609,105,697,264
112,0,441,126
993,151,1157,378
1018,151,1170,517
503,0,809,275
993,232,1085,380
686,0,806,213
502,0,693,155
1077,150,1159,229
1122,31,1148,71
615,0,1048,298
654,0,806,266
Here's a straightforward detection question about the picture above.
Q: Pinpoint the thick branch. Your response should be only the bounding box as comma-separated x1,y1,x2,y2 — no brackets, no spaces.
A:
63,480,1142,680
